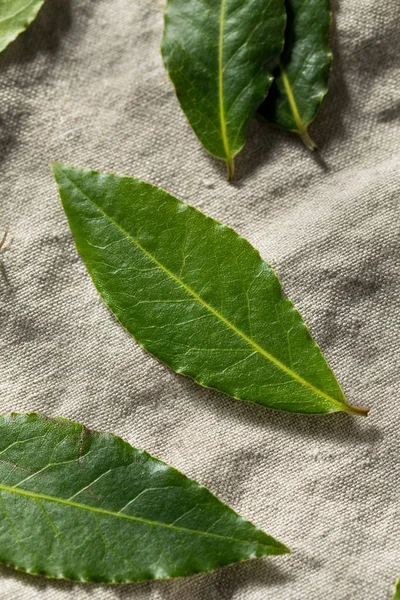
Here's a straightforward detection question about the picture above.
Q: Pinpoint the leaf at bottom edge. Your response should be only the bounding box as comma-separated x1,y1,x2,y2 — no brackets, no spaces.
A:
0,412,289,583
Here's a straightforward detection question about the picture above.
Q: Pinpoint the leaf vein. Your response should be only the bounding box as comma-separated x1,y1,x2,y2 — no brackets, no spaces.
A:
62,174,345,412
0,483,276,548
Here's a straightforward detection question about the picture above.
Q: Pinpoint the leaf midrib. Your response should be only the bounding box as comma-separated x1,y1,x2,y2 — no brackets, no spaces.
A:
218,0,231,162
61,170,346,412
279,63,306,134
0,483,274,549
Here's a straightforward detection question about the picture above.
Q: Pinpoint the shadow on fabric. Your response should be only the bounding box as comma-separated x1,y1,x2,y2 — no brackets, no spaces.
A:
0,0,73,67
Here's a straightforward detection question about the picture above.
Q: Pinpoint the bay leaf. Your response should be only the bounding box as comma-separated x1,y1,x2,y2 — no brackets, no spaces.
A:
161,0,286,179
0,412,288,582
0,0,46,54
52,163,368,417
259,0,332,149
393,579,400,600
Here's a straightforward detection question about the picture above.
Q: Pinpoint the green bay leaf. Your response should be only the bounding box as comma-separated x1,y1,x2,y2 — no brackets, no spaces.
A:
161,0,286,179
0,412,288,582
393,579,400,600
52,163,368,417
0,0,46,54
259,0,332,149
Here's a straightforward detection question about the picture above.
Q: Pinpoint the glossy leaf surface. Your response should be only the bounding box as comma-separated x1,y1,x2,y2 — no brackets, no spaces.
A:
161,0,286,178
0,412,288,582
259,0,332,149
52,163,368,417
393,579,400,600
0,0,46,53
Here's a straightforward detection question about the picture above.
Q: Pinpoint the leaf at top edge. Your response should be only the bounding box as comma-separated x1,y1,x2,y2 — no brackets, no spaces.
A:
393,579,400,600
0,412,289,583
0,0,46,54
161,0,286,179
259,0,332,150
52,162,368,417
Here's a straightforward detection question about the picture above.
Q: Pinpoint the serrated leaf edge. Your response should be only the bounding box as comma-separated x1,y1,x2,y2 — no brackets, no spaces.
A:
52,163,369,417
0,0,46,54
0,412,290,584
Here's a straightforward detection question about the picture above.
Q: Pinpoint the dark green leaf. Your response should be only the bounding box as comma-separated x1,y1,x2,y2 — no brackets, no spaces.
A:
0,412,288,582
0,0,46,53
161,0,286,178
393,579,400,600
259,0,332,149
52,163,368,417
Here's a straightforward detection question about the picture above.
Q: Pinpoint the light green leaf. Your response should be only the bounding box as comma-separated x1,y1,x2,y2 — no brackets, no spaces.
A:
0,412,288,582
0,0,46,54
161,0,286,179
393,579,400,600
52,163,368,417
259,0,332,149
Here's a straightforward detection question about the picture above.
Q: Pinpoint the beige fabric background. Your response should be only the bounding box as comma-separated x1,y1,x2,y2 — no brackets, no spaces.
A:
0,0,399,598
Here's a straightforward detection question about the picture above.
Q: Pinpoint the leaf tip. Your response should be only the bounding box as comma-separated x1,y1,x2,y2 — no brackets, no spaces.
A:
260,535,290,556
279,542,291,555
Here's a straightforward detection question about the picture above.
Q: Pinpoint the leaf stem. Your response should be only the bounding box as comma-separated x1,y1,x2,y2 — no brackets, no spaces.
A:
279,64,318,151
344,404,370,417
299,128,318,151
226,158,235,181
0,227,9,250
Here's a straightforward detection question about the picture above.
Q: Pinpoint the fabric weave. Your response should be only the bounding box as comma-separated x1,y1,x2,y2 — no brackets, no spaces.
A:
0,0,399,598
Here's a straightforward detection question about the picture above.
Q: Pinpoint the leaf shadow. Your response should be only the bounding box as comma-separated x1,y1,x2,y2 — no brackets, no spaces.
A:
0,259,12,292
111,558,292,599
227,0,351,182
377,100,400,124
0,0,73,165
198,118,284,185
179,377,381,447
0,556,291,598
0,112,18,166
310,0,350,153
0,0,73,68
230,120,284,184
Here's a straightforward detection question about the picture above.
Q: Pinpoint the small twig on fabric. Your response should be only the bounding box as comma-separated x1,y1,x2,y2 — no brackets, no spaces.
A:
0,227,8,251
0,227,10,286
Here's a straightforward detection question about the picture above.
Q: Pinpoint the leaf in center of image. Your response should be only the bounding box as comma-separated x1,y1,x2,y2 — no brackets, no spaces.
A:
52,163,368,417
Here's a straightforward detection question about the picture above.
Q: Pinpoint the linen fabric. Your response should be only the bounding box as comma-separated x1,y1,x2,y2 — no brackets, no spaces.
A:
0,0,399,598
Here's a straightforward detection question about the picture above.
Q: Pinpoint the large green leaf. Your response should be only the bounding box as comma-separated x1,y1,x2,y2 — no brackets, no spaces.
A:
0,412,288,582
0,0,46,54
52,163,368,417
259,0,332,149
161,0,286,179
393,579,400,600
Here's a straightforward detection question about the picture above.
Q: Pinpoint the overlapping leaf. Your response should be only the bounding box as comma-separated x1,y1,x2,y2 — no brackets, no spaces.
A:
0,412,288,582
259,0,332,149
161,0,286,178
52,163,368,416
0,0,46,54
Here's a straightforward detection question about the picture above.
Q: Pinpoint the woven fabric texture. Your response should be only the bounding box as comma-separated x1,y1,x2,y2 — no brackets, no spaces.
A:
0,0,399,598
